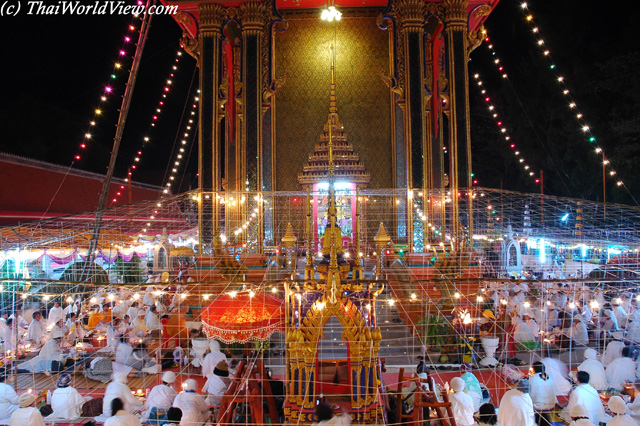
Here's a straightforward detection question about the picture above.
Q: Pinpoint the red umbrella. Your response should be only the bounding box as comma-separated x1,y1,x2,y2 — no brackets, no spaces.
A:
201,292,285,343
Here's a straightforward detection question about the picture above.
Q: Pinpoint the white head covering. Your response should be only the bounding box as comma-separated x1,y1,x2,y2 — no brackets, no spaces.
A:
112,371,128,384
18,393,35,408
608,395,627,415
162,371,176,384
52,330,65,339
584,348,598,360
450,377,465,392
184,378,198,391
612,331,624,340
210,340,221,351
570,404,590,418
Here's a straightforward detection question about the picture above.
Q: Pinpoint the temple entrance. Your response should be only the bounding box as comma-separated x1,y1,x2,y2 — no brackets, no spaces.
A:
314,182,355,250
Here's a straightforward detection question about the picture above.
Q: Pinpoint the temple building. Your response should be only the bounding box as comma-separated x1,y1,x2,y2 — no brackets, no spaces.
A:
162,0,499,250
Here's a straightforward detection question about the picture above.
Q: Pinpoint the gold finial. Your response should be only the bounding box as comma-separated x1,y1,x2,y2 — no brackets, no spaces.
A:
329,44,337,115
374,222,391,244
281,222,297,246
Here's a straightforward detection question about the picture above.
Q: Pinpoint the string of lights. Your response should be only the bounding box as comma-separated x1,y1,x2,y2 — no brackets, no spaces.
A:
161,88,200,196
516,2,635,200
110,50,187,205
471,69,540,184
73,19,140,163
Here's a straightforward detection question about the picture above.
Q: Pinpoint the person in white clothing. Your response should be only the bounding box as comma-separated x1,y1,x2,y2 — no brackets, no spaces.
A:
104,398,142,426
569,404,597,426
48,302,65,328
448,377,475,426
131,310,149,338
203,360,232,407
561,371,606,425
127,302,140,323
9,393,44,426
602,333,625,367
201,339,227,379
541,357,572,396
627,380,640,423
606,346,637,391
172,379,210,426
0,369,19,421
578,349,608,391
102,371,144,417
145,371,178,423
497,378,535,426
48,373,86,420
530,362,557,426
145,306,163,334
607,395,637,426
26,311,46,345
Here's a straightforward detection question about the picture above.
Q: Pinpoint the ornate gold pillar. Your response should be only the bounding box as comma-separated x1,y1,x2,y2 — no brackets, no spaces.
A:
197,4,225,253
443,0,473,246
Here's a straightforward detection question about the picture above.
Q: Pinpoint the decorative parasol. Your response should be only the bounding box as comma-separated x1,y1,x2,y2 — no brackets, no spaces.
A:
201,292,285,343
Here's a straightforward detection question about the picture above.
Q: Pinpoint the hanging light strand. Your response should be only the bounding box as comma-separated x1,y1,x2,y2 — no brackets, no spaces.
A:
515,3,634,200
471,69,540,184
109,49,188,206
73,19,140,163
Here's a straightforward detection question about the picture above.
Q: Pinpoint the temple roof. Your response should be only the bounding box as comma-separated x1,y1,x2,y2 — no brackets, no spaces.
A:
297,116,371,187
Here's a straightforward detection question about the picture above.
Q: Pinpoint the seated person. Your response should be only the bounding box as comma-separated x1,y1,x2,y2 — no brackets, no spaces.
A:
47,373,87,420
0,368,19,421
17,330,70,373
606,346,636,391
311,401,351,426
102,371,143,417
9,393,44,426
104,397,141,426
172,379,210,426
26,311,46,345
203,361,232,407
145,372,178,424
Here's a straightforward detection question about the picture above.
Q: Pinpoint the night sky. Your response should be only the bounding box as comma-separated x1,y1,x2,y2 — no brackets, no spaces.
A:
1,1,639,204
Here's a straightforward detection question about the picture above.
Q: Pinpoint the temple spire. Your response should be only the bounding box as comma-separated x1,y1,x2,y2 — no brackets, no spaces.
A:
329,44,337,116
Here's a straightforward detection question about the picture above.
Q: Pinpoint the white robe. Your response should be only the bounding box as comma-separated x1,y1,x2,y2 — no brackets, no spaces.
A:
628,394,640,423
0,383,19,420
606,357,637,391
561,384,605,425
201,350,227,378
603,340,625,367
145,384,177,412
529,373,557,411
449,391,475,426
145,312,162,331
49,386,86,420
104,409,142,426
202,375,230,406
627,321,640,343
497,389,535,426
172,391,210,426
578,359,608,391
18,338,64,373
607,415,638,426
48,306,65,328
103,381,143,416
26,319,45,344
541,357,572,396
8,407,45,426
115,342,134,365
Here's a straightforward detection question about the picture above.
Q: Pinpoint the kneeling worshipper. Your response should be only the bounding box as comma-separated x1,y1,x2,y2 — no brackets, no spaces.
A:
627,380,640,422
201,340,227,379
476,403,500,426
145,371,178,424
203,361,232,407
510,312,538,350
47,373,87,421
312,401,352,426
569,404,597,426
101,371,144,418
105,398,142,426
578,349,608,391
497,378,535,426
17,330,70,373
606,346,637,391
529,361,557,426
561,371,606,425
603,332,626,367
131,310,149,338
541,356,572,396
607,396,638,426
460,364,482,413
0,368,19,422
26,311,46,345
448,377,475,426
9,393,44,426
172,379,210,426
